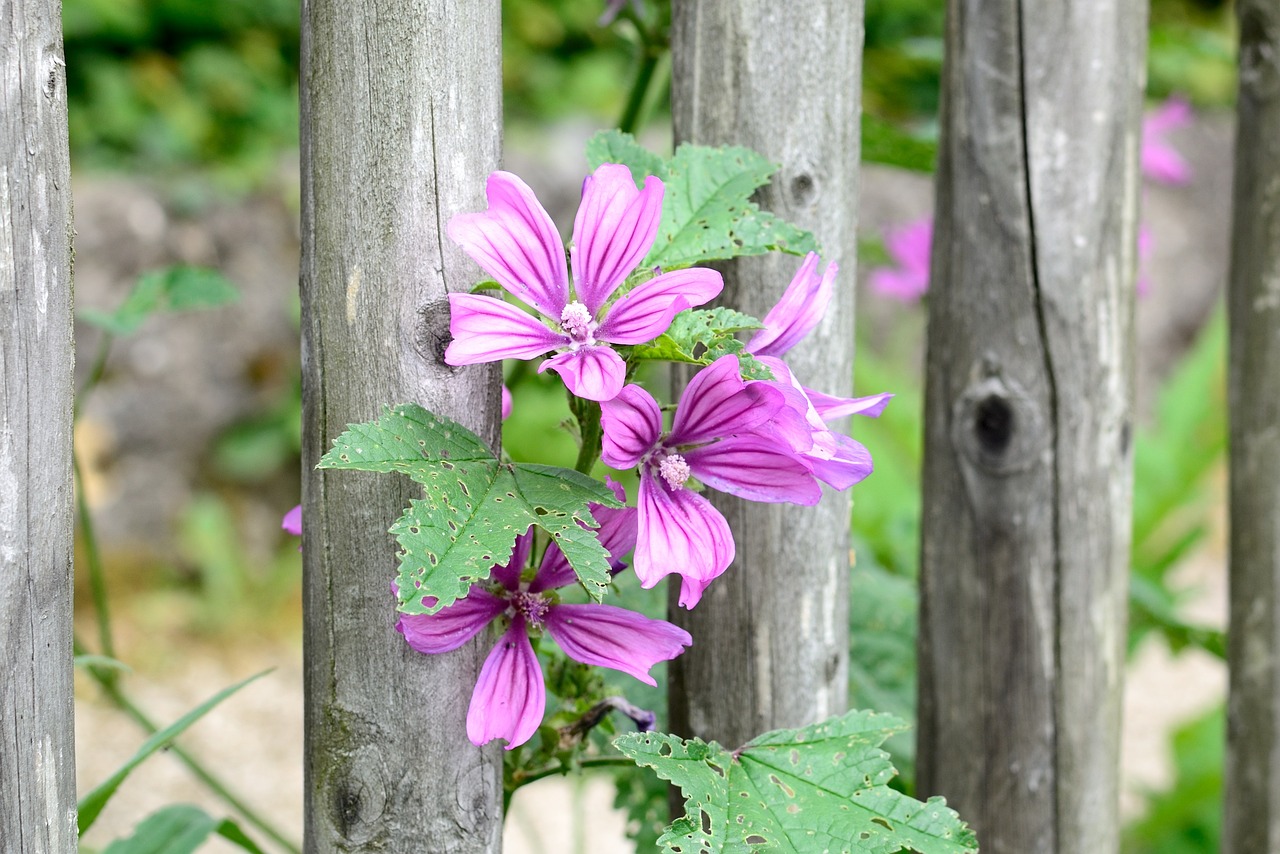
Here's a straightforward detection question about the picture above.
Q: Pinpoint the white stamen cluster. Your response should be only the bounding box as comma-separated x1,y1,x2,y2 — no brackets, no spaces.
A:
560,301,596,346
658,454,691,491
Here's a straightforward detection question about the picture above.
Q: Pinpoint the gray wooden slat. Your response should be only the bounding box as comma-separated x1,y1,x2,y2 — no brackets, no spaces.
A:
916,1,1144,851
667,1,862,748
0,0,78,849
299,1,504,849
1224,2,1280,850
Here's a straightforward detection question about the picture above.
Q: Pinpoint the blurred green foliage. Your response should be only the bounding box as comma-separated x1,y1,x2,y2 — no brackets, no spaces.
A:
1122,704,1224,854
63,0,299,186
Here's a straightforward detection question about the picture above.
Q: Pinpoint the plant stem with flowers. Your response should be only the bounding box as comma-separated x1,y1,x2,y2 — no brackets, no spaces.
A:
318,135,979,853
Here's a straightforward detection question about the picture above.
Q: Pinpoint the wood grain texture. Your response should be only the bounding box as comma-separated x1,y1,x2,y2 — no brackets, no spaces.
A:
299,1,503,850
916,1,1144,851
1224,2,1280,850
0,0,77,850
667,0,863,748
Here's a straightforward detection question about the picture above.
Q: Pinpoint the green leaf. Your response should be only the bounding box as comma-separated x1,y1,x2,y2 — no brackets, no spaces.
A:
78,671,270,836
630,308,774,381
102,804,266,854
615,710,977,854
73,654,132,673
585,129,666,185
318,404,623,613
586,131,818,268
861,114,937,173
78,266,239,336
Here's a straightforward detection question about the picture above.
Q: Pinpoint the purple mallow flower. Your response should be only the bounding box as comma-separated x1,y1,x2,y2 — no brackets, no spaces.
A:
748,252,891,489
601,355,821,608
868,217,932,302
445,164,723,402
1142,96,1193,186
397,481,688,749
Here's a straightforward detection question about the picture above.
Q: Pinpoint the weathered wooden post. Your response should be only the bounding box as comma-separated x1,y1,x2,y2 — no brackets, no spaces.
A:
916,1,1144,852
0,0,77,849
667,2,862,746
299,1,504,850
1224,2,1280,850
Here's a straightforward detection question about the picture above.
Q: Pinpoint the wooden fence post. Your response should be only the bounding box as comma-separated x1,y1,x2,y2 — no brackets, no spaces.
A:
0,0,77,849
299,1,504,850
667,2,863,747
916,1,1144,852
1224,1,1280,849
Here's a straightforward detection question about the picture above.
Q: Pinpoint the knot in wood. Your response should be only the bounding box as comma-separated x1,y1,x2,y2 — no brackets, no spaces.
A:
788,171,818,208
951,373,1045,475
415,297,455,368
325,743,390,845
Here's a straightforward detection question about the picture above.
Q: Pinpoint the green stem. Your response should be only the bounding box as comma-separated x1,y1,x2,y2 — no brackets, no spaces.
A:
75,333,113,419
617,47,661,136
572,399,603,475
74,451,116,668
74,637,302,854
509,756,636,792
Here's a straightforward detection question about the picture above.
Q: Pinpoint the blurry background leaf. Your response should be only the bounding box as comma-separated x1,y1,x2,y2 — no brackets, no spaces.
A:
102,804,266,854
78,266,239,336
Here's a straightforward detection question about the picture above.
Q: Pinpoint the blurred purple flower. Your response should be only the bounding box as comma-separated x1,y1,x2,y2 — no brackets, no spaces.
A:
868,217,932,302
397,480,688,749
501,384,512,420
281,505,302,536
1142,96,1193,185
446,164,722,402
601,355,821,608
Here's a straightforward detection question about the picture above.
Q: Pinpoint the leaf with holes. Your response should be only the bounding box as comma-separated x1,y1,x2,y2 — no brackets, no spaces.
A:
586,130,818,269
614,709,978,854
630,308,774,381
318,404,623,614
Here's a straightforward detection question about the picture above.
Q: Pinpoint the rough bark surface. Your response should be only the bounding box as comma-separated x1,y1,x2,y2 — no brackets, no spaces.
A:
916,1,1143,852
667,1,862,748
299,1,504,851
1225,2,1280,850
0,0,77,850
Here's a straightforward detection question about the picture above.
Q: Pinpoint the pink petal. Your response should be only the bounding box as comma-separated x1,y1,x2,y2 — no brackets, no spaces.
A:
677,575,714,610
1140,143,1192,185
807,389,894,421
444,294,565,365
466,617,546,749
571,164,664,313
601,385,663,469
501,385,513,420
397,588,507,654
539,345,627,402
596,267,723,345
747,252,837,358
281,504,302,536
869,267,929,302
683,437,821,506
490,531,533,591
544,603,691,685
804,432,874,490
1144,95,1193,136
670,355,784,446
447,171,569,318
633,473,734,601
886,218,934,273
